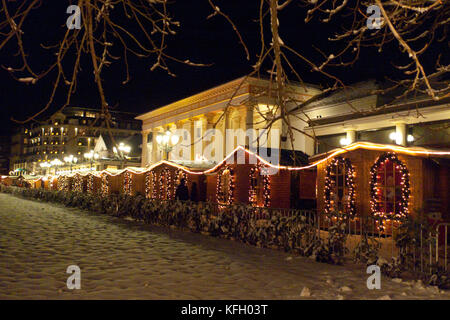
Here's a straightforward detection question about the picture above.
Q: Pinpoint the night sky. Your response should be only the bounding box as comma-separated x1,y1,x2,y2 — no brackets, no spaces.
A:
0,1,427,136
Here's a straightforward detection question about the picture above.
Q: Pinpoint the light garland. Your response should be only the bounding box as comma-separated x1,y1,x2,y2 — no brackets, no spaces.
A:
175,169,188,187
123,171,133,196
35,142,449,184
248,164,271,207
160,168,173,200
216,166,235,207
58,176,70,192
87,174,95,194
73,174,84,193
369,152,410,227
101,173,110,197
145,171,157,199
324,157,356,218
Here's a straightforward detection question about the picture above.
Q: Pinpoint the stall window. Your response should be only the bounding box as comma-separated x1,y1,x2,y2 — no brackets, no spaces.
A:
370,153,410,220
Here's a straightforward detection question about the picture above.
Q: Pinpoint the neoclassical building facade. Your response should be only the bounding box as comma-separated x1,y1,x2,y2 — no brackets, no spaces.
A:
136,77,321,167
137,77,450,168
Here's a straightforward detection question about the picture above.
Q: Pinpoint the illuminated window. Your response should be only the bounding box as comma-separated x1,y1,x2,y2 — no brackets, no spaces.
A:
370,153,410,219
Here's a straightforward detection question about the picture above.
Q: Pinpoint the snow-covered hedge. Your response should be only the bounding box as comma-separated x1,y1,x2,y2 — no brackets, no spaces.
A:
1,185,347,265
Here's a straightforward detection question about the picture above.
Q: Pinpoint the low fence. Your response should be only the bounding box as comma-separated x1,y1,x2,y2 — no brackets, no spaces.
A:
204,202,450,275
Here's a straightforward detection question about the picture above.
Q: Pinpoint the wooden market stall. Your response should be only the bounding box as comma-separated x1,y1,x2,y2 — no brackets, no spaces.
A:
72,173,87,193
311,142,450,222
143,162,205,201
204,148,310,209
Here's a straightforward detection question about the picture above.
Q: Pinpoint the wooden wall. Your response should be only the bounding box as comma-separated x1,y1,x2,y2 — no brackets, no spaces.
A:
205,161,292,208
109,175,122,194
269,169,291,209
133,173,145,196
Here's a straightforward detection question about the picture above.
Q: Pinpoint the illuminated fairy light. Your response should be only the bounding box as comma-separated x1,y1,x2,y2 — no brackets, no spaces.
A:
101,173,110,197
123,171,133,196
248,164,271,207
249,167,258,206
73,174,84,193
145,171,155,199
175,169,188,187
324,157,356,218
369,152,410,231
87,174,95,194
159,168,173,200
307,142,450,170
216,166,235,207
58,176,70,192
205,142,450,174
47,142,450,183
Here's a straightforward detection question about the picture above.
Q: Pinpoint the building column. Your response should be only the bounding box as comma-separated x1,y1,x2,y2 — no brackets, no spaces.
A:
189,119,196,161
141,131,149,167
152,127,163,162
395,122,407,146
305,135,316,156
223,109,232,157
345,129,357,144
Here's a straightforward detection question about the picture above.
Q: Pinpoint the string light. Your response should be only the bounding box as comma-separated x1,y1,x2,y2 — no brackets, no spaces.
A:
38,142,450,182
58,176,70,192
73,174,84,193
160,168,173,200
123,171,133,196
145,171,157,199
87,174,95,194
249,164,271,207
101,173,110,197
216,166,235,207
175,169,188,187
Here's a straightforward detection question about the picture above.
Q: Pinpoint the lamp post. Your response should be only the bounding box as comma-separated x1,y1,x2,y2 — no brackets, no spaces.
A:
50,158,63,175
84,150,100,170
64,155,78,172
156,130,179,160
39,161,51,175
113,143,131,169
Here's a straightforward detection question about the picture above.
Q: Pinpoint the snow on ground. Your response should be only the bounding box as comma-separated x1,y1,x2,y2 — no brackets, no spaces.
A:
0,193,448,300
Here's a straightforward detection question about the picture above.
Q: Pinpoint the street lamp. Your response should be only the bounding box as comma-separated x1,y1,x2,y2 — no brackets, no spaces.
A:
84,150,100,170
39,161,51,175
64,155,78,172
113,142,131,169
156,130,179,160
50,158,63,175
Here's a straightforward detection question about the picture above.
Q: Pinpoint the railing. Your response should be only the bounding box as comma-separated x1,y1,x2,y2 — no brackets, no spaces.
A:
215,204,450,275
435,223,450,272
